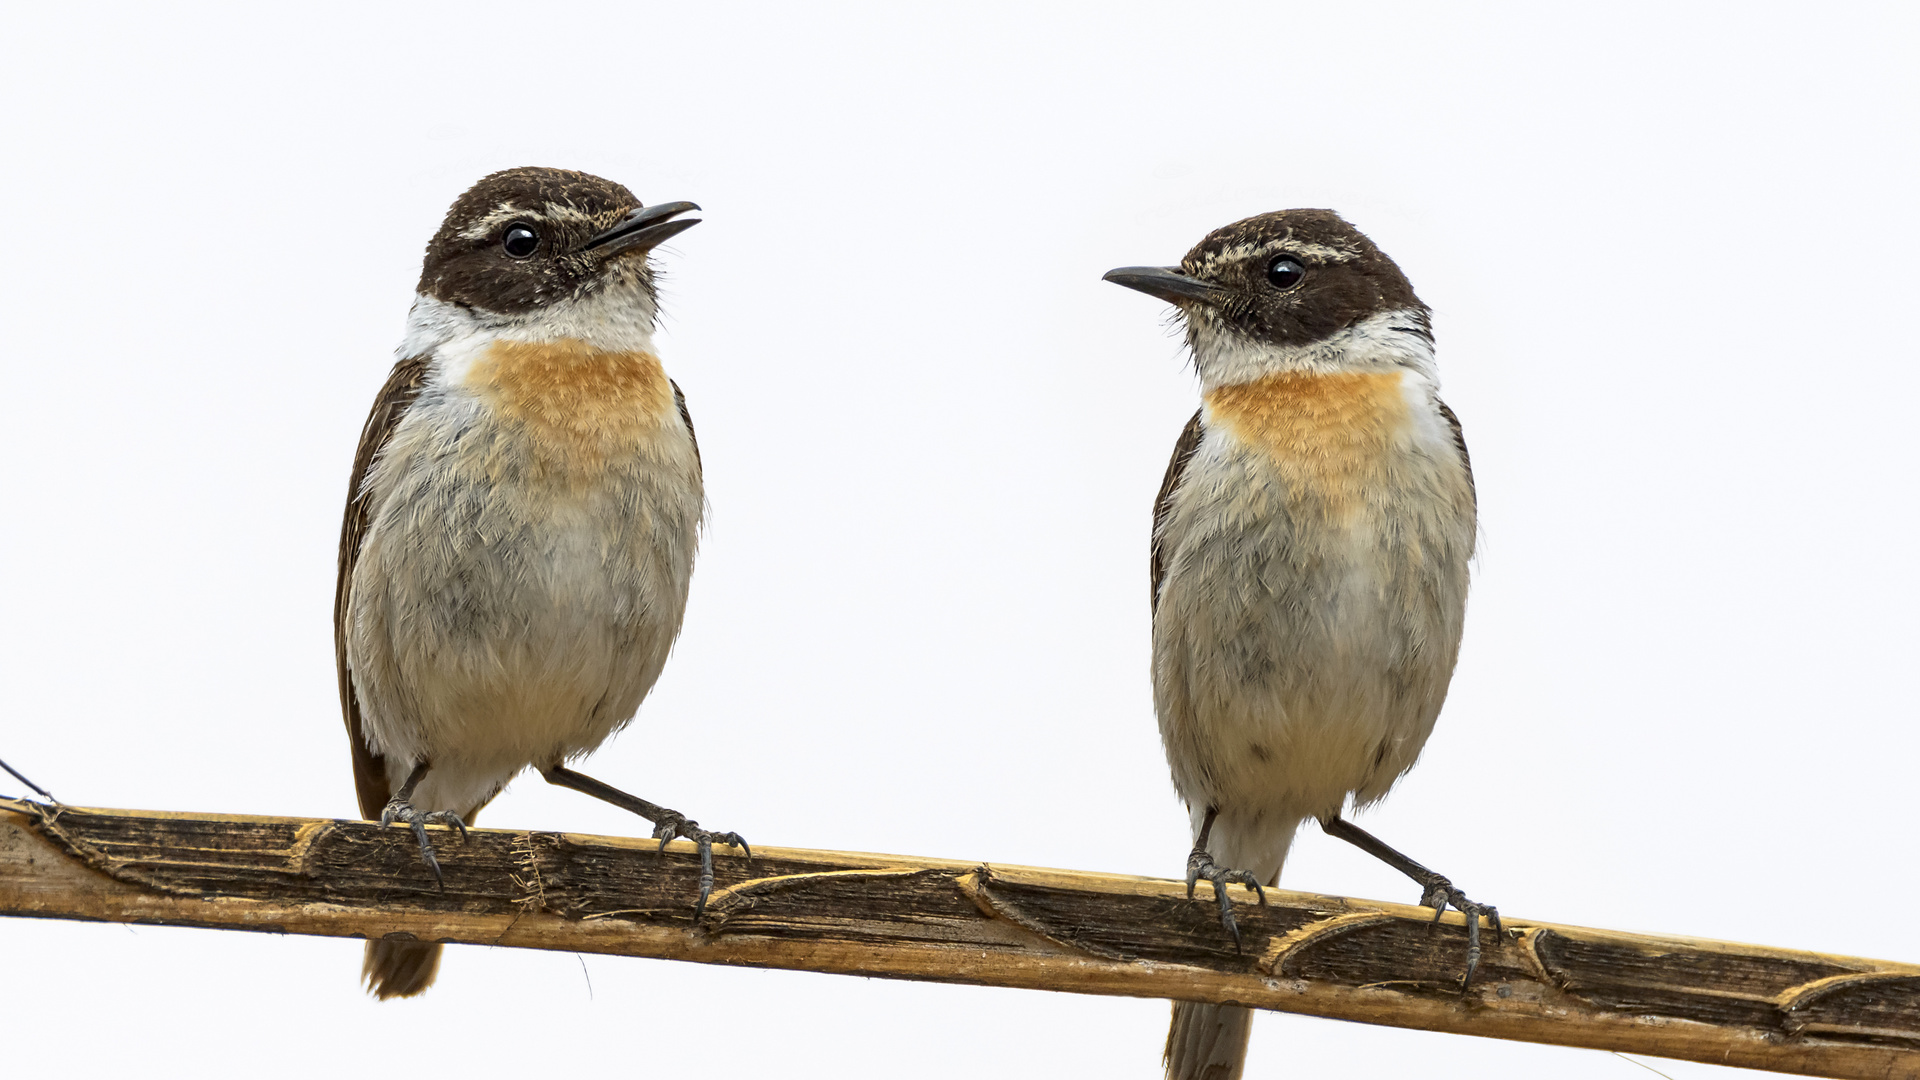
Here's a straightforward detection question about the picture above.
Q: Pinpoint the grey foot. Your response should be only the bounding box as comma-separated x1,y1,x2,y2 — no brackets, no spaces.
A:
1415,875,1502,988
379,797,467,887
651,810,749,916
1185,848,1266,951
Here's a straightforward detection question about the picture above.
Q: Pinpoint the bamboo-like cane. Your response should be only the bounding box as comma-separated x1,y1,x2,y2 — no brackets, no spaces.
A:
3,798,1916,1078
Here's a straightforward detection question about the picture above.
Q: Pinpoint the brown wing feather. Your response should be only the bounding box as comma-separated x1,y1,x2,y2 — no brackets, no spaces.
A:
335,354,430,820
1151,410,1204,614
671,379,702,478
1437,398,1474,511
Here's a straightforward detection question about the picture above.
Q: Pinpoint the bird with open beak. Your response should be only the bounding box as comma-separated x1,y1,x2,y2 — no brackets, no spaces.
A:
336,167,742,998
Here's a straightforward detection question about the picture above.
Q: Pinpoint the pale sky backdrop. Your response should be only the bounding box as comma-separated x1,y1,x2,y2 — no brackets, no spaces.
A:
4,3,1916,1077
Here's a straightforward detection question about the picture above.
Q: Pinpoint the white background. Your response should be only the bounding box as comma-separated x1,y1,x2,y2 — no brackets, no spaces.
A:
3,3,1916,1077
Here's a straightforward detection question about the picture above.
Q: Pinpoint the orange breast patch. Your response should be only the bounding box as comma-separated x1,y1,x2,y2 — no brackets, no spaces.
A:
1204,370,1410,515
464,339,674,478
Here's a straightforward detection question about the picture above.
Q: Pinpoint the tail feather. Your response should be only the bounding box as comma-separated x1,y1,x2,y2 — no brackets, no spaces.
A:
363,939,442,999
1166,1001,1254,1080
360,798,488,999
1164,809,1298,1080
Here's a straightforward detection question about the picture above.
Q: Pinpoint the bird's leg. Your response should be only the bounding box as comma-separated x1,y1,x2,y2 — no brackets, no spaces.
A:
1184,805,1267,952
379,760,468,888
1320,814,1500,988
540,765,748,917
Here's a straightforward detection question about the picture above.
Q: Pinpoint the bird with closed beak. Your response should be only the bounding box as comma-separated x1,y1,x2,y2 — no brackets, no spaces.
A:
1106,210,1497,1080
336,166,742,998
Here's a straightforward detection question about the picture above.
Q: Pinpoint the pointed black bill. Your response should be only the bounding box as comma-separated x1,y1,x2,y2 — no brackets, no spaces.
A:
1102,265,1228,307
580,200,702,257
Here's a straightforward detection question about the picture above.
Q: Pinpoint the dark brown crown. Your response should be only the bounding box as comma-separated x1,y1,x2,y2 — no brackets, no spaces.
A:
1181,209,1424,346
417,167,645,315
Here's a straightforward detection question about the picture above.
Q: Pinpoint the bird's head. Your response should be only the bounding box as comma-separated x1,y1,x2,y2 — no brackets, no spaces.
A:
1105,209,1429,386
417,166,699,327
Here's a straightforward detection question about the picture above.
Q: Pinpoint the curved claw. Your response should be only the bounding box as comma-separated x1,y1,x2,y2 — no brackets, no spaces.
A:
1184,848,1266,951
708,831,752,872
424,810,469,841
647,811,749,918
1417,876,1502,989
378,798,467,890
409,819,442,884
1229,870,1267,906
694,835,717,918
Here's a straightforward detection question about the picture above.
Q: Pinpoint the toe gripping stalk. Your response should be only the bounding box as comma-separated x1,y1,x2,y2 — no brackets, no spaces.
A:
1320,814,1501,988
380,761,468,888
541,765,748,917
1185,806,1267,951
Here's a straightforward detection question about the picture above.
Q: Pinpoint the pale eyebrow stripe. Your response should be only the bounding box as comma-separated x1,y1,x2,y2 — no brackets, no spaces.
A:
1192,239,1363,273
456,203,603,240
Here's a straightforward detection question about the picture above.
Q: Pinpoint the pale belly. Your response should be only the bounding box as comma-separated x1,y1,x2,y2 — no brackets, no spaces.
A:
1152,421,1474,828
346,393,701,813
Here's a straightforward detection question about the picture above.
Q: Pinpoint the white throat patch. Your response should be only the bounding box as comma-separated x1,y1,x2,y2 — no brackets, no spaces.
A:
397,280,661,361
1189,308,1436,391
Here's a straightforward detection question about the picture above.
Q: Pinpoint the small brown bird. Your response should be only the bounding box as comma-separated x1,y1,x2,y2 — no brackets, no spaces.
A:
1106,210,1497,1079
335,167,742,998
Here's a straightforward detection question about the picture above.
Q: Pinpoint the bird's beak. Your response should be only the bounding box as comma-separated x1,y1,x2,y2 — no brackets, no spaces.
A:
579,201,702,257
1102,265,1228,307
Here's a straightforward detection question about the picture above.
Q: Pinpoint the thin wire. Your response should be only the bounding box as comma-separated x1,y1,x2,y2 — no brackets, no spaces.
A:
1610,1052,1677,1079
0,757,56,802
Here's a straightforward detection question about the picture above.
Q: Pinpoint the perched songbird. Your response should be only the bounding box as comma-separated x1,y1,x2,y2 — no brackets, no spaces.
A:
1106,211,1496,1080
336,167,742,998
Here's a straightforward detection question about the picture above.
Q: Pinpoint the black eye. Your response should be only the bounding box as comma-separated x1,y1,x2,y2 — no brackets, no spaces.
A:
1266,255,1306,290
502,223,540,259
